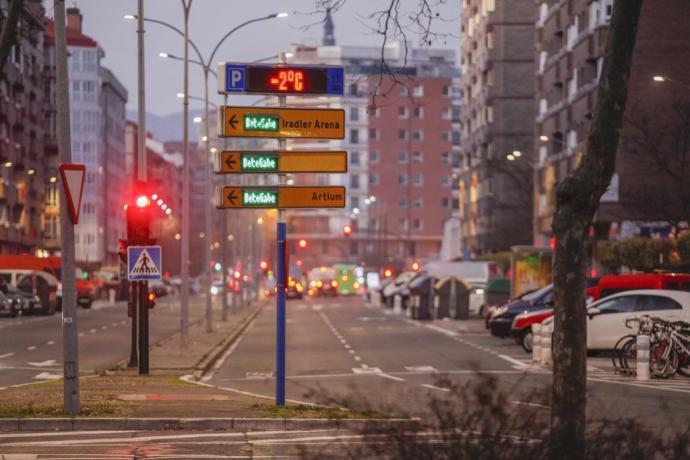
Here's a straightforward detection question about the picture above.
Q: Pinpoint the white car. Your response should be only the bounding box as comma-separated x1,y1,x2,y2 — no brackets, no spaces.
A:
540,290,690,350
469,283,486,316
586,290,690,349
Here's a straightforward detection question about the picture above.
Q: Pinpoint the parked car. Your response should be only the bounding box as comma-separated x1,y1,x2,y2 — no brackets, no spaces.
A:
489,284,554,337
511,308,554,352
0,291,20,317
588,273,690,302
586,289,690,350
0,270,59,313
7,285,43,316
469,282,486,316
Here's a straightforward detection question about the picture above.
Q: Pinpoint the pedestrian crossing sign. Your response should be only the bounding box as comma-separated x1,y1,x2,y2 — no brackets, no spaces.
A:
127,245,162,281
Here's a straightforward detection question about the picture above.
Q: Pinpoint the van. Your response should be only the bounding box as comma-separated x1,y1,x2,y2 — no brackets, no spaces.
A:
589,273,690,302
0,269,59,315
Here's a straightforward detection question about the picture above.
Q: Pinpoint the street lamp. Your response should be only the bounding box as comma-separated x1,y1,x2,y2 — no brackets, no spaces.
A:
130,11,289,333
652,74,690,91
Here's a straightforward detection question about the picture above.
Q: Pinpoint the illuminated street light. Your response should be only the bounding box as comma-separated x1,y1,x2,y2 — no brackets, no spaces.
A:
156,199,163,206
193,116,203,123
653,75,666,82
512,150,522,158
276,12,289,18
539,135,549,142
176,92,185,98
49,177,57,183
201,135,208,142
506,154,515,161
165,208,172,215
123,14,136,20
228,234,234,241
158,52,169,58
27,168,36,175
257,217,264,224
174,233,181,240
3,161,12,168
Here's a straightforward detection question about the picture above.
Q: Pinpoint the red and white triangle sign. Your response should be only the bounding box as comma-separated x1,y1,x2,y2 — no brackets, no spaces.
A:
58,163,86,225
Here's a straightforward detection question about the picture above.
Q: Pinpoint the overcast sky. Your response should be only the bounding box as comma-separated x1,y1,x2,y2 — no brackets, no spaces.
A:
43,1,461,116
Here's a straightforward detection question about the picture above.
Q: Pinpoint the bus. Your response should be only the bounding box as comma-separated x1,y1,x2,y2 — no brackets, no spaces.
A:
332,264,360,295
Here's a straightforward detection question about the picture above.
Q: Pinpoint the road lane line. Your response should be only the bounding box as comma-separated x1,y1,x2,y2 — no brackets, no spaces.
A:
46,340,55,345
497,354,530,369
421,383,450,392
78,332,84,337
511,400,549,409
354,356,361,361
201,317,257,383
89,328,97,333
27,346,36,351
0,352,14,359
379,373,405,382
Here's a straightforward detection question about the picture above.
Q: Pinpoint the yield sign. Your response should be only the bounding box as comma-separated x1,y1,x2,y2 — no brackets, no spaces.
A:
58,163,86,224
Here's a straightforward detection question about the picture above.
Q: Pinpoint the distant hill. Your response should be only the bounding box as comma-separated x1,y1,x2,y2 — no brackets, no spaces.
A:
126,109,204,142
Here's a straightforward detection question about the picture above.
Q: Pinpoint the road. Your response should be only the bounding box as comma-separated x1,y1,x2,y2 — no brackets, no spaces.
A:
208,295,690,429
0,295,204,388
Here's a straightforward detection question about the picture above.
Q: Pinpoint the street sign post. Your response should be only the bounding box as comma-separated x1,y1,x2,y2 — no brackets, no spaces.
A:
216,150,347,174
218,63,344,96
218,106,345,139
218,186,346,209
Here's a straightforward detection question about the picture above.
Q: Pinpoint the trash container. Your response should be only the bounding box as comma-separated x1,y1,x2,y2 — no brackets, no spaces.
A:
408,273,434,320
486,278,511,307
433,276,470,320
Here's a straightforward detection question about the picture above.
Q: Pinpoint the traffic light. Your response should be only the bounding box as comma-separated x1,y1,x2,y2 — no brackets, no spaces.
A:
127,181,151,243
298,239,308,248
343,224,352,237
383,268,393,278
411,261,420,271
260,259,269,271
145,291,156,309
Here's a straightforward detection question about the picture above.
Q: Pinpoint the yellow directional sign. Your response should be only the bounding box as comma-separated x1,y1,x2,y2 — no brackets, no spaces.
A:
216,151,348,174
218,106,345,139
218,186,346,209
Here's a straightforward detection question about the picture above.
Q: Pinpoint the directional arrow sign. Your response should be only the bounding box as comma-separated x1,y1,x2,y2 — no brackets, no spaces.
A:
216,151,347,174
218,106,345,139
218,186,346,209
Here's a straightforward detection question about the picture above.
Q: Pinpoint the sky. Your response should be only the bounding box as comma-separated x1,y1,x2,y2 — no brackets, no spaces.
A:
43,0,461,116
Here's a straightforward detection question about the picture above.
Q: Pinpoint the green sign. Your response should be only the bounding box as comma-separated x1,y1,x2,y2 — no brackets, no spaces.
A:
241,154,278,171
244,114,279,132
242,190,278,207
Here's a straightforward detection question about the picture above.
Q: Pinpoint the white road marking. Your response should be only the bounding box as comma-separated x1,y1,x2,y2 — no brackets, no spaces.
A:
89,328,97,334
33,372,62,380
379,373,405,382
352,367,382,374
404,366,438,373
348,350,355,354
354,356,362,361
424,324,460,337
344,344,351,349
361,364,368,368
497,354,530,369
27,360,57,367
421,384,450,392
245,371,273,379
26,346,36,351
78,332,84,337
511,400,549,409
111,322,118,327
0,352,14,359
101,325,108,330
46,340,55,345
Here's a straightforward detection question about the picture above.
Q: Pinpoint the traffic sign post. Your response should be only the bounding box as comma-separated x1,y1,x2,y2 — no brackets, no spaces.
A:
216,151,347,174
218,186,346,209
215,56,346,407
218,63,344,96
218,106,345,139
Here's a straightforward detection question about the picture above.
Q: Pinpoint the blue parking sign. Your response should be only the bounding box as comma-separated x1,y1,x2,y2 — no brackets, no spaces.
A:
127,246,162,281
224,65,246,92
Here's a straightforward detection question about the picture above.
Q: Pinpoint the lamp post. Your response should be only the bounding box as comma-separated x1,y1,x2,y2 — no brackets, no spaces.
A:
125,10,287,335
652,74,690,91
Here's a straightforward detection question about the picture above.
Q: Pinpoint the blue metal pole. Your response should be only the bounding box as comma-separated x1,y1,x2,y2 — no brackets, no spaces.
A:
275,221,287,406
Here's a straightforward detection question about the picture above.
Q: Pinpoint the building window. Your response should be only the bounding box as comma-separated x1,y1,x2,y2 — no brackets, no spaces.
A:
413,106,424,118
350,129,359,144
413,219,423,230
452,131,460,145
398,106,408,119
442,85,449,96
369,151,379,163
349,83,359,96
441,152,450,164
350,151,360,165
399,218,408,231
442,131,450,142
351,197,359,209
442,107,452,120
350,107,359,121
398,174,408,186
442,197,450,208
442,175,451,187
398,129,407,141
413,84,423,97
413,198,423,208
413,130,423,141
412,151,423,163
413,174,424,187
399,85,408,96
398,151,408,164
350,174,360,189
398,197,407,209
369,173,379,185
368,128,378,140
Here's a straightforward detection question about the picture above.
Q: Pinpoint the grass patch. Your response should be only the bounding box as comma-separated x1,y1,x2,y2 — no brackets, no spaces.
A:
0,401,131,418
251,403,395,419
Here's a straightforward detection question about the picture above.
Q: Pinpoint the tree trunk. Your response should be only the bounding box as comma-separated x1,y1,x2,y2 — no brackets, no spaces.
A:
0,0,23,80
550,1,643,458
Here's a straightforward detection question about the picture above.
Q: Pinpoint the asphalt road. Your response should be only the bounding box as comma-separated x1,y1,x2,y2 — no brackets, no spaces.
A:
208,295,690,430
0,295,205,388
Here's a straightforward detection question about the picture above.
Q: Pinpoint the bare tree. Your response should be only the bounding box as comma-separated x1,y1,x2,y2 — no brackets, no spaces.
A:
550,1,643,458
0,0,23,79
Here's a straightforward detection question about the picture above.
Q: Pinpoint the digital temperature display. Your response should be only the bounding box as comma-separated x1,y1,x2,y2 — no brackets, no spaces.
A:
220,63,344,96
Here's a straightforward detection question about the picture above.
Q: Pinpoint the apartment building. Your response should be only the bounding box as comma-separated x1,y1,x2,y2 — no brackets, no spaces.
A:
533,0,690,244
458,0,535,254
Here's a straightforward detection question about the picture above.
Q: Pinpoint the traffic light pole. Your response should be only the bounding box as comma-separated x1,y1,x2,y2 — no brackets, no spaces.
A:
54,0,80,415
128,282,138,368
138,281,150,374
275,52,288,407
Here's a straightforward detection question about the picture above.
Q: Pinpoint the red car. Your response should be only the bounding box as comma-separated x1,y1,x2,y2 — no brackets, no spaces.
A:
511,308,554,352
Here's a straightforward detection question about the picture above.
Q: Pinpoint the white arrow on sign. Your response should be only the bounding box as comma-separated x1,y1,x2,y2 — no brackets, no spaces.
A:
27,360,57,367
33,372,62,380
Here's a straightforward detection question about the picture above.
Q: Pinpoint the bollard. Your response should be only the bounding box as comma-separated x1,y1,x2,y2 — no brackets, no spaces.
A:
532,323,542,362
636,334,650,381
393,295,402,314
541,323,552,367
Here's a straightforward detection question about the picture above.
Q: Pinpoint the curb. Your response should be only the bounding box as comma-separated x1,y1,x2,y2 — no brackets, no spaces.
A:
193,300,267,380
0,417,420,432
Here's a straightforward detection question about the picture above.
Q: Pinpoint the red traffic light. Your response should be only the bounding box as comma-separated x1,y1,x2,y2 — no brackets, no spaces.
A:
411,261,420,271
298,239,307,248
259,260,269,271
135,194,150,208
343,224,352,237
383,268,393,278
234,270,241,280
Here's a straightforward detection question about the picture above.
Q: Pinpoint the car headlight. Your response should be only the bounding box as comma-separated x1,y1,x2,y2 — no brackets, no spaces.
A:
210,286,218,295
492,306,507,318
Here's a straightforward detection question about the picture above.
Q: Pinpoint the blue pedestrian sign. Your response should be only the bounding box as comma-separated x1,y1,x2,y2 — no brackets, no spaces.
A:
217,62,344,96
127,245,162,281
